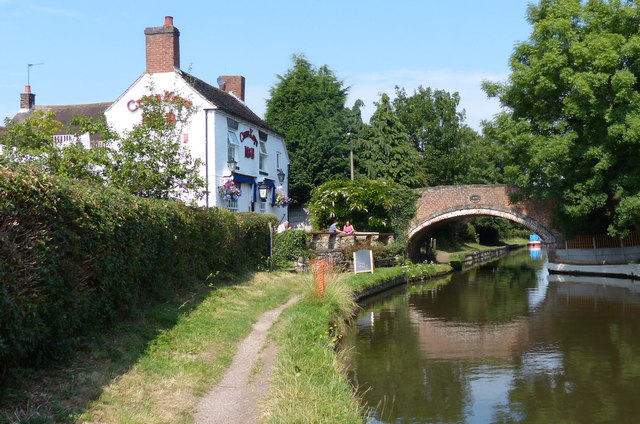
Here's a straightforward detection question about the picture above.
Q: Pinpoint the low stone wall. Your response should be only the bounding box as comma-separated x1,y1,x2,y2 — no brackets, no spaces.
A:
308,232,394,251
304,232,396,273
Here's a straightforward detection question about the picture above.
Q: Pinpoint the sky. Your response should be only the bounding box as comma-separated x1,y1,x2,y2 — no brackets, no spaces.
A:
0,0,534,131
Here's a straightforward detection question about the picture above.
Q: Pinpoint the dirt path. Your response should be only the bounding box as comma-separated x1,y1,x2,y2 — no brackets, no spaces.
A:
194,295,300,424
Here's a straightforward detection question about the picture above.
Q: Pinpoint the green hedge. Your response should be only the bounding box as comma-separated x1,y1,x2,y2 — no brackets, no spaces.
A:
0,164,276,375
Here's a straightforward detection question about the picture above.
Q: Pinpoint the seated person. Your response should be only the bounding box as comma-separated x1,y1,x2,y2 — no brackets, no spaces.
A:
342,220,355,234
328,220,339,233
277,220,291,233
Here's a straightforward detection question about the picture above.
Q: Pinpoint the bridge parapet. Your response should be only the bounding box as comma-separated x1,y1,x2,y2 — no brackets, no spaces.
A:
407,185,562,262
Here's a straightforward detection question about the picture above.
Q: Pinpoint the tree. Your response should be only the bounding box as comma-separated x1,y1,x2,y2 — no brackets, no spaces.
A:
392,86,481,186
356,93,425,187
265,54,351,204
0,91,205,203
108,90,205,201
483,0,640,236
0,111,111,184
1,110,62,152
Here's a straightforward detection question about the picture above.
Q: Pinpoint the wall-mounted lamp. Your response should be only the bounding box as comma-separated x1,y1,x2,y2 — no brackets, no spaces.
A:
227,159,238,172
277,168,285,183
258,182,269,201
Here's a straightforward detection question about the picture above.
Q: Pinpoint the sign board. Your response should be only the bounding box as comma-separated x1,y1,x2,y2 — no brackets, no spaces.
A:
353,249,374,274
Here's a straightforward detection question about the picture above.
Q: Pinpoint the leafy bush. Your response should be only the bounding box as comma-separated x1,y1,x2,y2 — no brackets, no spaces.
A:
271,229,312,268
307,179,418,238
0,163,274,376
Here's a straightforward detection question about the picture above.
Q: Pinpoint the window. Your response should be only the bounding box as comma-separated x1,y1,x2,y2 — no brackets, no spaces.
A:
228,130,240,164
227,117,239,130
259,140,267,171
276,152,281,169
259,199,266,213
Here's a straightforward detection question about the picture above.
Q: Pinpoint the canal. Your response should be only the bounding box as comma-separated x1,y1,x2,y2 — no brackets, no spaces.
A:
342,248,640,424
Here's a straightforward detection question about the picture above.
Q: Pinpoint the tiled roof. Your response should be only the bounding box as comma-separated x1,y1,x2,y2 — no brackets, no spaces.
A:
178,70,280,135
12,103,112,141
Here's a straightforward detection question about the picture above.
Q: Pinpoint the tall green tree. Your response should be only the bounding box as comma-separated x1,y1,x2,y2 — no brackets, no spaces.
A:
356,93,424,187
392,86,481,186
483,0,640,236
265,54,351,204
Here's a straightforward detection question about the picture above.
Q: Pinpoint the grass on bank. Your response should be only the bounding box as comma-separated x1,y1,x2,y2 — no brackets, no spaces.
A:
2,263,452,424
1,272,307,424
263,262,451,423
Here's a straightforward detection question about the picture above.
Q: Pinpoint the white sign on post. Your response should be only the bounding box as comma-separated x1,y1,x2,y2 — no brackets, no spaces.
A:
353,249,374,274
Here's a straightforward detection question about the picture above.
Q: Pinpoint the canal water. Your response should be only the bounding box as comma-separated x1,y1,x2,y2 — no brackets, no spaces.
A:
342,248,640,424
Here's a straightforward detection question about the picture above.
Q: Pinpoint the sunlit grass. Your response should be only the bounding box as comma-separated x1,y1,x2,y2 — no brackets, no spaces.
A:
263,276,365,423
77,272,306,424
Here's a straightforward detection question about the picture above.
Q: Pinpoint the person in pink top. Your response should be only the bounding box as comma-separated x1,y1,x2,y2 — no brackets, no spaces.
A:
342,220,355,234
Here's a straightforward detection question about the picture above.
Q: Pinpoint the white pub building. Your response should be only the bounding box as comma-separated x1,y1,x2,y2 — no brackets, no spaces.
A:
15,16,290,221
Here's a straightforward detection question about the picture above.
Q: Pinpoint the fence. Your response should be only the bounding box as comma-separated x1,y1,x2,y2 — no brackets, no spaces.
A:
554,231,640,264
563,231,640,249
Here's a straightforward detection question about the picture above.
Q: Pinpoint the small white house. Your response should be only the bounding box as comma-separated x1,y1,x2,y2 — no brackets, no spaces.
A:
105,16,289,220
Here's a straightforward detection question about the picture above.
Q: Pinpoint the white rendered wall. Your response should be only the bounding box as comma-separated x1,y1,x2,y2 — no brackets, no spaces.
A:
105,71,289,219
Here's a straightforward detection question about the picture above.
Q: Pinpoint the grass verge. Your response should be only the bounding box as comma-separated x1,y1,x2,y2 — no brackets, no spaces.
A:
2,263,452,424
262,262,451,423
1,272,307,424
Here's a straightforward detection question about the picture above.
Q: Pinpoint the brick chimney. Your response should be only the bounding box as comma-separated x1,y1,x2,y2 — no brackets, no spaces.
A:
144,16,180,73
20,85,35,110
218,75,246,101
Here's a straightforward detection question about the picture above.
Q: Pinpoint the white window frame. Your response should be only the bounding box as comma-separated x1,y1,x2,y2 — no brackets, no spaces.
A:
228,130,240,164
259,140,268,171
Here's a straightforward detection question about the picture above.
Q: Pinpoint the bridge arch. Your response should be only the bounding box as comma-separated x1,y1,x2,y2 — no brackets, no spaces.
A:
406,185,560,262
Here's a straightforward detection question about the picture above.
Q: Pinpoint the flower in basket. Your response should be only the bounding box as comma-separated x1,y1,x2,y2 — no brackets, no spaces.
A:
218,180,242,200
276,188,293,207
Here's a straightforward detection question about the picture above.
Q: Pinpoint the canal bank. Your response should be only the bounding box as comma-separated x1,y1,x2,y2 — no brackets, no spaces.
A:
548,262,640,280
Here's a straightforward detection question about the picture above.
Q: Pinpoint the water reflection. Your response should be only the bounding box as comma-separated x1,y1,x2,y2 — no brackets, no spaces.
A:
343,249,640,424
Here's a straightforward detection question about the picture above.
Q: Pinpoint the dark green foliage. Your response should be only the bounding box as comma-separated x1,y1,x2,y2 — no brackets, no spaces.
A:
0,164,274,376
307,179,419,238
356,93,425,188
483,0,640,236
392,86,475,186
265,54,352,204
271,229,312,268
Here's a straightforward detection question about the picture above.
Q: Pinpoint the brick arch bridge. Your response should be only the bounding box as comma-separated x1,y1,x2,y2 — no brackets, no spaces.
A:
407,185,561,262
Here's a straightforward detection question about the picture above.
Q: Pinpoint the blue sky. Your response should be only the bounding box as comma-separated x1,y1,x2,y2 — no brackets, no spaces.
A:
0,0,533,130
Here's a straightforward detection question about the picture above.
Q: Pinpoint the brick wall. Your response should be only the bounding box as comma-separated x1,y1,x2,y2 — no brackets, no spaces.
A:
144,17,180,73
409,184,560,246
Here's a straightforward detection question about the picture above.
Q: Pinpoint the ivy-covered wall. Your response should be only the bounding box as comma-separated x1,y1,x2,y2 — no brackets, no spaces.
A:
0,164,276,374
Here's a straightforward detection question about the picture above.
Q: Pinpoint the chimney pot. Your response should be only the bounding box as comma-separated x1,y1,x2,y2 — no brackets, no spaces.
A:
164,16,173,26
24,85,31,93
